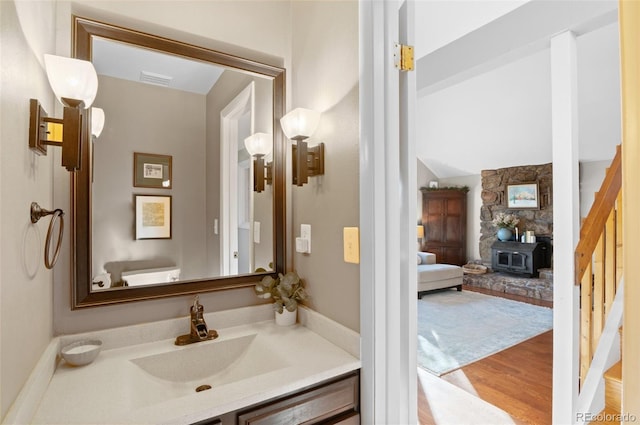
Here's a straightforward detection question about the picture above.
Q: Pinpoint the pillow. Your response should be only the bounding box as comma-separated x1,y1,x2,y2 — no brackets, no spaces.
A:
417,254,422,265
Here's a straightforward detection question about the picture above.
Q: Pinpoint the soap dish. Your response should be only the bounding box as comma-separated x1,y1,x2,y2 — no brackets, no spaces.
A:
61,340,102,366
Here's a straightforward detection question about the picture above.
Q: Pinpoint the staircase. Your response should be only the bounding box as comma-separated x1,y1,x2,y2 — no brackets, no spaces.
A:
590,328,623,424
575,145,623,423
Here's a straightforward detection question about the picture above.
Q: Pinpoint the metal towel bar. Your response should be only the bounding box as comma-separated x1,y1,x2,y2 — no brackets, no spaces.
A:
30,202,64,269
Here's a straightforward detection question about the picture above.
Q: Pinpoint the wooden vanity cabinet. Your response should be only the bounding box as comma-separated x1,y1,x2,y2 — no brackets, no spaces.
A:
421,189,467,266
193,371,360,425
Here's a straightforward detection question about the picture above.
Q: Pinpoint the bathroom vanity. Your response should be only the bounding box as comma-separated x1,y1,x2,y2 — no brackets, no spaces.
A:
17,305,360,424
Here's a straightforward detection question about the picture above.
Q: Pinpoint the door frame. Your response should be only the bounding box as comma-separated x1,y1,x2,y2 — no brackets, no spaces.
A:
220,82,255,276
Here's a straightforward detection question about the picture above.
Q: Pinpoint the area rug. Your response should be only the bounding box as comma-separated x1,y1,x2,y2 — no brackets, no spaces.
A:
417,290,552,376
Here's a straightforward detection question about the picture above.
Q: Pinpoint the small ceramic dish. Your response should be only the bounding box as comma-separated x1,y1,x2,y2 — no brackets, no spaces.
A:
60,340,102,366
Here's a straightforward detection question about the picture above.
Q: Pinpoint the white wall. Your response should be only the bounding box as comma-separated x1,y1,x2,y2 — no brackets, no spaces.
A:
416,21,619,180
0,1,56,417
440,175,482,262
415,0,530,58
290,0,360,332
416,159,438,222
580,160,609,218
417,48,552,179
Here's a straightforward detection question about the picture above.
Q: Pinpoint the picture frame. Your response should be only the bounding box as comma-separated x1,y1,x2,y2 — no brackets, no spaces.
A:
428,180,439,189
135,195,172,239
507,182,539,209
133,152,172,189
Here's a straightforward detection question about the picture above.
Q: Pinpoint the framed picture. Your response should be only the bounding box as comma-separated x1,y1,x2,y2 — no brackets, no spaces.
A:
135,195,172,239
428,180,439,189
134,152,172,189
507,182,539,209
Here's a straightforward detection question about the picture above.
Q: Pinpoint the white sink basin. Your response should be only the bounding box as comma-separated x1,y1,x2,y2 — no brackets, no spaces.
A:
130,333,287,385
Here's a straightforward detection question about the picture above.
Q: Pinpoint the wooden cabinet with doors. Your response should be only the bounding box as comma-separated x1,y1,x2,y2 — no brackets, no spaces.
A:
421,189,467,266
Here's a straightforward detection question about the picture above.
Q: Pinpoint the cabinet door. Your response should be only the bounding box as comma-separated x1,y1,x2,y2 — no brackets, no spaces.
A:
443,197,464,243
422,191,467,265
423,197,445,243
237,373,359,425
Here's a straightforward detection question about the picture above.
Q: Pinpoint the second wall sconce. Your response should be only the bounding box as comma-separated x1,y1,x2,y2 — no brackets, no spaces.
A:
280,108,324,186
244,132,273,193
29,54,100,171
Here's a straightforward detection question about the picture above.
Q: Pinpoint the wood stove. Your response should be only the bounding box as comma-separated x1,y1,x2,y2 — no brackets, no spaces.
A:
491,241,550,277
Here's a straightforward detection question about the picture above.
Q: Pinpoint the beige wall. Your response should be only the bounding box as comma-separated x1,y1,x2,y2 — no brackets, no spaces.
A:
0,3,361,416
290,1,360,332
0,1,56,417
53,1,291,334
92,76,208,283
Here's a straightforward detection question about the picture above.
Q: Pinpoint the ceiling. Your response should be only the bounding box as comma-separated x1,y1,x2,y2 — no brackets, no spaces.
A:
414,0,620,179
92,36,224,95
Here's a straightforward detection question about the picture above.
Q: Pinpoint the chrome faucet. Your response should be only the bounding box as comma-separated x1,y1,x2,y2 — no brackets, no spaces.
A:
175,295,219,345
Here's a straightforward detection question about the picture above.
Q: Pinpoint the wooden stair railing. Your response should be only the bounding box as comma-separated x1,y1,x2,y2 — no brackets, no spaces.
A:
574,144,623,385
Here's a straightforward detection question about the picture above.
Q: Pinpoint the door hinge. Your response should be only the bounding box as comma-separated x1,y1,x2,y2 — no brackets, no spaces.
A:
394,43,414,71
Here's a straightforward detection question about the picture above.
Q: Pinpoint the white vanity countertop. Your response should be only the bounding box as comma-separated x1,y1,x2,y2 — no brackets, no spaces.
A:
26,306,360,425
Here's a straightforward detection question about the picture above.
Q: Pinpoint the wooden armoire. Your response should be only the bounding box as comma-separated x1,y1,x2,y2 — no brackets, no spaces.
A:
420,189,467,266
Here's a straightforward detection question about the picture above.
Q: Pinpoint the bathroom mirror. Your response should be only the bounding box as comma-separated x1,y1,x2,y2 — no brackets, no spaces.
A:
71,17,287,308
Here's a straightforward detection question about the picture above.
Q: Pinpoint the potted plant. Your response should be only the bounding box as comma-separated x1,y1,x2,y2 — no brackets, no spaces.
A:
254,271,308,326
492,212,520,241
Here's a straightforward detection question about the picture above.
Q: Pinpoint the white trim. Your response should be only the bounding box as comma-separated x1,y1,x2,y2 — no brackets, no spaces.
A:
3,339,60,425
359,1,417,423
575,280,624,424
220,82,255,276
399,2,418,423
550,30,581,425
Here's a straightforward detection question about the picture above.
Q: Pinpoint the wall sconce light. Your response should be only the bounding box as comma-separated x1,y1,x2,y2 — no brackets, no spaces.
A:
244,132,273,193
29,54,99,171
280,108,324,186
91,107,105,138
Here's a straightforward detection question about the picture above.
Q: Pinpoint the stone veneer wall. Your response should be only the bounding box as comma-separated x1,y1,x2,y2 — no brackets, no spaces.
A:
480,163,553,265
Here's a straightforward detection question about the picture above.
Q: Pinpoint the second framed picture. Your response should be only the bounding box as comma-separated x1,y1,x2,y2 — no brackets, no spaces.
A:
134,152,172,189
135,195,172,240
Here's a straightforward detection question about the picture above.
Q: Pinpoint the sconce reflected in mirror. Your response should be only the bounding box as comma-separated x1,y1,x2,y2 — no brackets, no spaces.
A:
244,132,273,193
91,107,105,138
29,54,100,171
280,108,324,186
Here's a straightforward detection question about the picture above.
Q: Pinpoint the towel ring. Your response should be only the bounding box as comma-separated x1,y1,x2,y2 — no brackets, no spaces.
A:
30,202,64,269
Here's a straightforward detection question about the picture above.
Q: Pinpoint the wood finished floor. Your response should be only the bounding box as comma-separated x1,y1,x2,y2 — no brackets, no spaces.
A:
418,285,553,425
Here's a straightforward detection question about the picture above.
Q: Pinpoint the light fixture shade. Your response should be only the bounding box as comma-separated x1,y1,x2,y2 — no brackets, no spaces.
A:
417,225,424,239
244,132,272,156
44,54,98,109
280,108,320,140
91,108,105,137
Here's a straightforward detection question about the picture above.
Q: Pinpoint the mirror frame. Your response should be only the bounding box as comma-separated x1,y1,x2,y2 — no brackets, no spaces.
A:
71,17,287,308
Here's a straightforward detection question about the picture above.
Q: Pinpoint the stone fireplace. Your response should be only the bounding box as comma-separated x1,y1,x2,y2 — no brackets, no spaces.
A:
480,163,553,267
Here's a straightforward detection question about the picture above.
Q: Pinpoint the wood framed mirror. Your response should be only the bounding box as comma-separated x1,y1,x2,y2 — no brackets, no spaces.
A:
71,17,286,308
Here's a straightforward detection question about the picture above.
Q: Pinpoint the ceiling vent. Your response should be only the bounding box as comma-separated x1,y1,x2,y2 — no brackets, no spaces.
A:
139,71,173,87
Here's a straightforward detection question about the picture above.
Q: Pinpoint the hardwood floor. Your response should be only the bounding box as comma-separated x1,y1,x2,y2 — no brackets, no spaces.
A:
418,285,553,425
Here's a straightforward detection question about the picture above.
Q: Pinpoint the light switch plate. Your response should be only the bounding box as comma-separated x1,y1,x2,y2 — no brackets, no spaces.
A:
343,227,359,264
300,224,311,253
296,237,309,253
